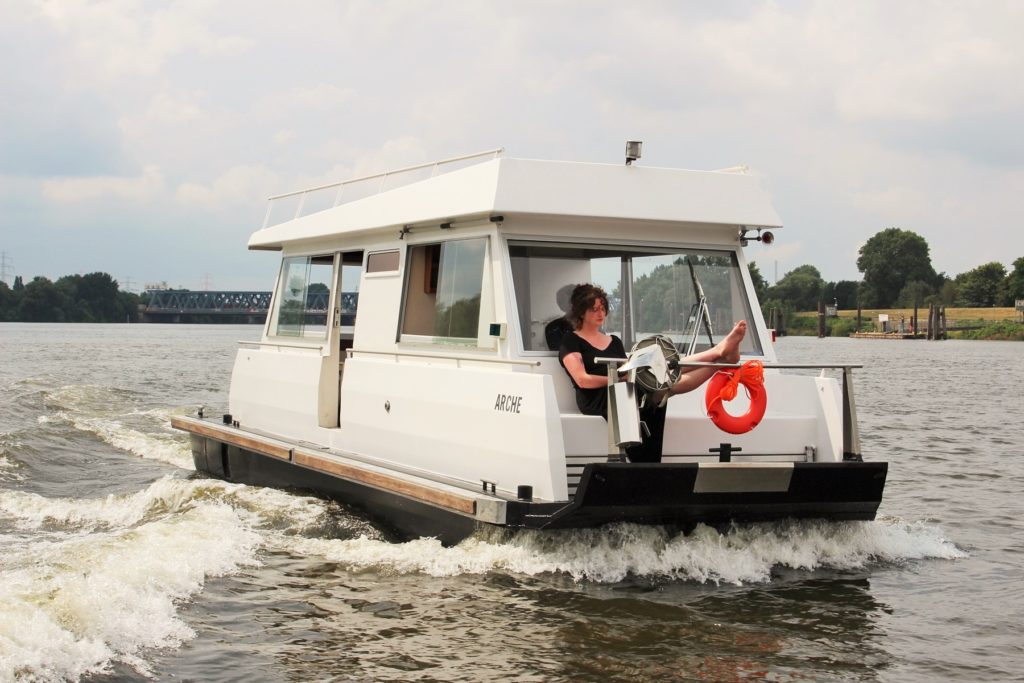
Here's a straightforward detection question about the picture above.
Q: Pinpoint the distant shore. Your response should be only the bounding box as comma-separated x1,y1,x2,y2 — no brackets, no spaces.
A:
788,307,1023,341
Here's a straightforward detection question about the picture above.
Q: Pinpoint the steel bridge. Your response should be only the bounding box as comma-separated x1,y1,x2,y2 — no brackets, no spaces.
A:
142,290,356,324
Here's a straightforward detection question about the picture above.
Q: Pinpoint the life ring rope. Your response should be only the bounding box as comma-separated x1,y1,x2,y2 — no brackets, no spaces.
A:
705,360,767,434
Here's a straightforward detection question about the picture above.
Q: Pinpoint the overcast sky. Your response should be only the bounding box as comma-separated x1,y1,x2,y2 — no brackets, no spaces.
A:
2,1,1022,291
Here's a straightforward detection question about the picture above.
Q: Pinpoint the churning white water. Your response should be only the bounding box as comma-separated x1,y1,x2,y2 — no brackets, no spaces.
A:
0,324,1019,682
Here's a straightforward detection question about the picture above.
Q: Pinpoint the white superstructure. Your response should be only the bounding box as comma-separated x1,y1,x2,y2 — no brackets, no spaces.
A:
223,150,851,507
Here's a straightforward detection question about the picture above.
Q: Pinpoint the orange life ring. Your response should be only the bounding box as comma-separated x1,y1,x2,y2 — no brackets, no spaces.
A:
704,360,767,434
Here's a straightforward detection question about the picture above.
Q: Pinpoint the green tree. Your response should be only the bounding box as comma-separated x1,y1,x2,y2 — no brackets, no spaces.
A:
1000,257,1024,306
767,264,824,312
822,280,860,310
936,279,958,306
0,281,15,321
896,279,935,308
18,277,67,322
55,272,123,321
856,228,937,308
955,262,1006,307
116,291,142,322
748,261,770,303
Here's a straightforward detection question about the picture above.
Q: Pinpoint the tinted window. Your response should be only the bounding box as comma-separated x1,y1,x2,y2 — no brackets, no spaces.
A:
401,238,487,343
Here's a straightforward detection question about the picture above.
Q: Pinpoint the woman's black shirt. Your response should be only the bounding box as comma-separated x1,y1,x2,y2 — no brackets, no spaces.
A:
558,332,626,418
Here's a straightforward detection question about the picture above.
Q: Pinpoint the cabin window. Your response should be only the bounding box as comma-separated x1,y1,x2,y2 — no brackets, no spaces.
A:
366,250,400,273
269,254,334,339
400,237,489,344
508,241,763,356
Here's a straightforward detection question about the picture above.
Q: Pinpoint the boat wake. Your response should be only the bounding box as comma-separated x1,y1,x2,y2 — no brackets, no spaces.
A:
276,516,967,585
0,443,25,483
0,467,966,681
0,475,349,682
41,384,195,470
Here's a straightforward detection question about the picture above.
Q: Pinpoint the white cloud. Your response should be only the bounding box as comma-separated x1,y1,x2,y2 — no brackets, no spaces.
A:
175,165,280,208
3,1,1023,287
41,165,164,203
34,0,252,84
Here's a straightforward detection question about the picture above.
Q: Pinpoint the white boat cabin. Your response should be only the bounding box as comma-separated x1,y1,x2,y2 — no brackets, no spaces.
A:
228,150,846,505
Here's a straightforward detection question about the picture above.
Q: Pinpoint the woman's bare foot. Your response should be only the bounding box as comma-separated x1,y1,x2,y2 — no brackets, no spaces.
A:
717,321,747,364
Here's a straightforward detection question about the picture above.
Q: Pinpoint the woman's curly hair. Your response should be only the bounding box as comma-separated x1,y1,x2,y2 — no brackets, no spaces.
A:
567,283,610,330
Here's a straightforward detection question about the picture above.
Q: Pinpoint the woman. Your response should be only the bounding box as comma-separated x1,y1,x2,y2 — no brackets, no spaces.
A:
558,283,747,461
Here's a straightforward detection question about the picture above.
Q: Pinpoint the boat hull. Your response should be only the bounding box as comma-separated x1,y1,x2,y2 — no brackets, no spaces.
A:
176,416,887,545
531,461,887,531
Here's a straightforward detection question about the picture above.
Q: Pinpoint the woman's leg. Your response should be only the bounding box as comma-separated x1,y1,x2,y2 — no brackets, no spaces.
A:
669,321,747,396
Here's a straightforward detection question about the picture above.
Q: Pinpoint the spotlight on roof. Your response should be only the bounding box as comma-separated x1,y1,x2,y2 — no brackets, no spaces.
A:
625,141,642,165
739,227,775,247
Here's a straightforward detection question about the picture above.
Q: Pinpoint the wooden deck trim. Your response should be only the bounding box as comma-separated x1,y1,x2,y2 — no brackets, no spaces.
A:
293,450,477,516
170,416,292,461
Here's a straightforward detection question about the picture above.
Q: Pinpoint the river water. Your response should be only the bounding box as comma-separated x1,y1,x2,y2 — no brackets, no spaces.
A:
0,323,1021,682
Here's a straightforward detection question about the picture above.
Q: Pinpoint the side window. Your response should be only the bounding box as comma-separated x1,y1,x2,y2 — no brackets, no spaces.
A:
508,241,762,356
270,255,334,339
401,238,488,344
339,252,362,354
366,249,399,273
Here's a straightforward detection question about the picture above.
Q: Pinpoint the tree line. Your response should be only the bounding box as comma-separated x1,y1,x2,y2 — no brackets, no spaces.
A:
753,227,1024,314
1,229,1021,324
0,273,142,322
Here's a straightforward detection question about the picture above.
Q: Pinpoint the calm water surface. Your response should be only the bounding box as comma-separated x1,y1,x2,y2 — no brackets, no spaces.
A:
1,324,1021,682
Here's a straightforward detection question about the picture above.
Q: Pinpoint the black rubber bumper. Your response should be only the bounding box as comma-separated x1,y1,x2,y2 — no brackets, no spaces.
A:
509,461,888,530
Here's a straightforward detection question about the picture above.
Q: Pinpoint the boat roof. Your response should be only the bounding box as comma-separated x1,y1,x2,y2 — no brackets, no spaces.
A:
248,155,783,251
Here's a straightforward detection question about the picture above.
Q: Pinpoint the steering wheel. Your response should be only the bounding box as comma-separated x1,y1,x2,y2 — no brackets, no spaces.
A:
630,335,682,393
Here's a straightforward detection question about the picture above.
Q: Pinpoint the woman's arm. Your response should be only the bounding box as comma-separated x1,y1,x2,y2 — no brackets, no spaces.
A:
562,352,609,389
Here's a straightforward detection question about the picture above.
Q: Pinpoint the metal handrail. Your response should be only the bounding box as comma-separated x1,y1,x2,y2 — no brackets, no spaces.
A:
596,359,863,370
262,148,504,228
238,340,324,351
267,148,504,201
349,348,540,367
676,362,863,370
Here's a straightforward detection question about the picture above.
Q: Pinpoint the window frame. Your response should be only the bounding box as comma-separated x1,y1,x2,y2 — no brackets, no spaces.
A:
397,235,494,348
265,252,337,343
504,237,763,357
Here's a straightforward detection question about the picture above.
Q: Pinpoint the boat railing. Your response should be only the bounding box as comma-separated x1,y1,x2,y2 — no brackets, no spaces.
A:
347,348,541,368
599,359,863,462
262,148,505,228
238,340,325,352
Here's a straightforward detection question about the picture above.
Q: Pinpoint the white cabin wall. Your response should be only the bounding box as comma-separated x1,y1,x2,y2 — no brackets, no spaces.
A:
813,375,844,461
229,347,331,442
660,373,829,459
336,357,568,501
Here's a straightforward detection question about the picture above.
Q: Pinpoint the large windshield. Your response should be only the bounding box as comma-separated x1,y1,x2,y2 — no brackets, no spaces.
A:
508,241,762,355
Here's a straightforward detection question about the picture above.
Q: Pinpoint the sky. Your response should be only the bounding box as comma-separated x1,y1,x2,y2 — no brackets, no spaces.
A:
1,1,1022,291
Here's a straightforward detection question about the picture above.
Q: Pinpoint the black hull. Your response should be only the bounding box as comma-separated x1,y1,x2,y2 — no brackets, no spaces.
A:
531,462,887,531
185,425,887,545
191,435,479,545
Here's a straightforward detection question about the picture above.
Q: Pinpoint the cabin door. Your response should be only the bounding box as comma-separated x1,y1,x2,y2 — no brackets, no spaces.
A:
336,251,363,421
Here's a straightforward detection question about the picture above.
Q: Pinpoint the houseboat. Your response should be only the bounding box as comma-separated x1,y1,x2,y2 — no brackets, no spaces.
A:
172,146,887,544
